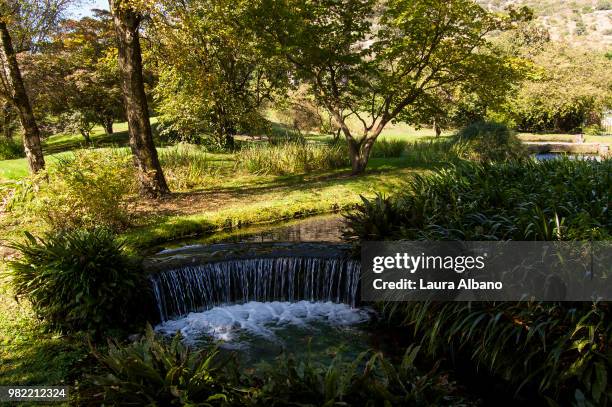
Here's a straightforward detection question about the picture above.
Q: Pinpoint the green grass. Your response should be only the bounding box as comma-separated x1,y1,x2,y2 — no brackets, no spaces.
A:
0,281,89,397
42,120,145,154
125,160,419,249
0,157,30,181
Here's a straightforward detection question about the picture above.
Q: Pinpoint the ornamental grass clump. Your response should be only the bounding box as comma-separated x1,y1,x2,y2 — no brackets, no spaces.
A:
235,141,348,175
8,228,144,335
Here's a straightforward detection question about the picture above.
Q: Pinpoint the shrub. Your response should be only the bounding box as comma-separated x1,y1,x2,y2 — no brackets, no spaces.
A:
251,346,469,406
266,124,306,145
370,139,408,158
89,332,469,407
158,144,219,190
33,150,135,231
0,137,25,160
453,121,527,162
235,142,349,175
401,140,461,166
345,159,612,404
380,301,611,406
89,326,238,406
8,228,144,335
583,124,604,136
346,159,611,241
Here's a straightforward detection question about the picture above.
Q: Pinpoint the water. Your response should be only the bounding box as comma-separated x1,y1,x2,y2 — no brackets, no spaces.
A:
148,215,372,364
535,153,601,161
150,256,361,322
155,214,347,251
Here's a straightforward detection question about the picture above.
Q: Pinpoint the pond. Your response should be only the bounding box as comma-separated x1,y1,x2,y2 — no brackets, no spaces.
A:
534,152,601,161
146,214,385,365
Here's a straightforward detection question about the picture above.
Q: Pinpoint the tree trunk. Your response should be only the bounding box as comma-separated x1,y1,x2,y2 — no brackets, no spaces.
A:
0,22,45,172
79,129,92,143
434,118,442,138
109,1,169,197
348,138,374,175
102,117,113,135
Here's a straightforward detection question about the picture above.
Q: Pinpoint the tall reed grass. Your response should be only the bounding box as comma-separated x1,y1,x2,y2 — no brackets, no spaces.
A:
158,144,219,189
235,141,349,175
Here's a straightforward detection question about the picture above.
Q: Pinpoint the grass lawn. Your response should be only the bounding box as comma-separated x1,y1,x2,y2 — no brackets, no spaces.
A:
0,281,89,406
126,159,419,249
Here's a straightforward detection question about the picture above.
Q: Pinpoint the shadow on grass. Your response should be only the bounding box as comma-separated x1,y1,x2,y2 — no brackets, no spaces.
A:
42,124,170,155
44,130,131,155
0,331,89,386
194,157,442,198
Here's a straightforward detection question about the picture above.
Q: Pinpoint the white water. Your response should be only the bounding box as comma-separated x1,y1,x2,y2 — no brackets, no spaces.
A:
150,257,361,322
155,300,370,345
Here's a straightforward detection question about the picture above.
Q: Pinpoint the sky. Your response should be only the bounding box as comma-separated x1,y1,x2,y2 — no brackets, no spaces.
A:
69,0,109,18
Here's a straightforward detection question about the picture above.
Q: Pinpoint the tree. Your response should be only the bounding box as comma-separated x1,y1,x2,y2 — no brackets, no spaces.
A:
0,0,77,172
0,99,17,139
151,0,288,149
60,11,124,137
0,16,45,172
506,43,612,133
255,0,517,174
109,0,169,197
23,11,125,142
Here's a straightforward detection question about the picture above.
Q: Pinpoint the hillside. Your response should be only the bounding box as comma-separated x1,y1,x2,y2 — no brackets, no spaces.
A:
478,0,612,49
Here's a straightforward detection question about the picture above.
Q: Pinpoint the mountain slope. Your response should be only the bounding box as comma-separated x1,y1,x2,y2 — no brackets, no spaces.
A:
478,0,612,49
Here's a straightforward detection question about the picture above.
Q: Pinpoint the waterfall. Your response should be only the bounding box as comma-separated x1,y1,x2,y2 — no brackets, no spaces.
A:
150,257,361,322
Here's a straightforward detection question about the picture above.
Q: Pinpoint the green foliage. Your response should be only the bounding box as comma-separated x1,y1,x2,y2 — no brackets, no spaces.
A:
507,43,612,133
235,142,349,175
158,144,219,190
26,10,124,133
379,301,611,406
152,0,287,146
89,331,469,407
250,345,470,406
7,228,143,335
346,159,611,242
31,150,135,231
453,121,528,162
583,124,604,136
253,0,518,172
89,326,238,406
370,139,408,158
275,88,328,135
0,137,25,160
345,159,612,403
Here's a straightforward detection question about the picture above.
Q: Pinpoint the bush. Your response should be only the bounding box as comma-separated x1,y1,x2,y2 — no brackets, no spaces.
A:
346,159,611,241
370,139,408,158
453,121,527,162
158,144,219,190
33,150,135,231
235,142,349,175
583,124,604,136
345,159,612,404
89,326,238,406
250,346,469,406
89,330,469,407
380,301,611,406
0,137,25,160
8,228,144,335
